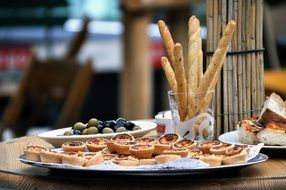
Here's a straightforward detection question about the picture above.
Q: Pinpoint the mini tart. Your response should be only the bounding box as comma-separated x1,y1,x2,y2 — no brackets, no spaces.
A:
86,138,109,152
85,151,104,167
61,152,86,166
135,137,156,145
24,145,48,162
158,133,180,145
188,148,203,159
102,153,118,161
198,141,223,154
163,147,189,157
112,156,139,167
62,141,86,152
153,143,171,155
155,154,181,164
39,150,62,163
139,158,156,165
129,144,154,159
210,143,235,155
199,154,223,166
107,133,135,153
154,133,180,155
223,145,249,165
173,139,197,149
113,141,136,155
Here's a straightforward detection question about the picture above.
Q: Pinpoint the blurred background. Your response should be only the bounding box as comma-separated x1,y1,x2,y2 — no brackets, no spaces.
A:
0,0,285,140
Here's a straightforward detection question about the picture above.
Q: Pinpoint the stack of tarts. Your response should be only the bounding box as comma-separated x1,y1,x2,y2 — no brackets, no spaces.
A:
24,133,250,168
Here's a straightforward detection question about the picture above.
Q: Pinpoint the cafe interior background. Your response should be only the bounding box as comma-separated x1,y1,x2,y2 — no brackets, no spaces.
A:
0,0,285,140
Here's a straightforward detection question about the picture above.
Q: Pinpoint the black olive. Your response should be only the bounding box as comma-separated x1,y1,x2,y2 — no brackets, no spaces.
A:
114,118,127,130
124,121,135,130
104,120,116,130
97,124,105,133
73,129,82,135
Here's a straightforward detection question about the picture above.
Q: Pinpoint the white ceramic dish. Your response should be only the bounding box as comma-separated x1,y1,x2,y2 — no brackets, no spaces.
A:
38,120,156,147
219,131,286,149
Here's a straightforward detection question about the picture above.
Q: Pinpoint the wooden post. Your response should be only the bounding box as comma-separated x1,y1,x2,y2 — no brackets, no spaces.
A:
121,12,153,119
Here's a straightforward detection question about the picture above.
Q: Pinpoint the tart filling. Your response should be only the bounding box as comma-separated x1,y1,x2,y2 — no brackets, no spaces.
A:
86,138,109,152
62,141,86,152
198,141,223,154
209,143,235,155
173,139,197,149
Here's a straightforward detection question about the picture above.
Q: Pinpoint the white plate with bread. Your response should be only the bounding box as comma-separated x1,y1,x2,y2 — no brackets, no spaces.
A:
219,93,286,149
219,130,286,149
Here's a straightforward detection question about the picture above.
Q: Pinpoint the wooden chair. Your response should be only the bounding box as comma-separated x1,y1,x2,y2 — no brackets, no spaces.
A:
0,18,93,139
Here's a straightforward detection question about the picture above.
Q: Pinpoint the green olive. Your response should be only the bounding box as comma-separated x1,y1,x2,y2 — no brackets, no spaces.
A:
132,125,141,131
73,122,86,132
88,118,98,127
87,126,98,134
82,128,88,135
115,126,127,133
102,127,114,134
63,130,74,136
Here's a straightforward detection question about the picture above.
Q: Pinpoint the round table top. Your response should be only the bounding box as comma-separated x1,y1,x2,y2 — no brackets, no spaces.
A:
1,134,286,189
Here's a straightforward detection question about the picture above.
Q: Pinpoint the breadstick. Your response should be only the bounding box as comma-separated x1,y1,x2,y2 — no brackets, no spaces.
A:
173,43,188,121
161,57,177,94
198,25,204,86
188,16,200,92
187,16,201,119
158,20,175,67
194,20,236,116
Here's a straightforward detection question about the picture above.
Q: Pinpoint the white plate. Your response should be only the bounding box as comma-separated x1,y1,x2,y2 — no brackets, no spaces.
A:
38,120,156,147
18,153,268,176
219,131,286,149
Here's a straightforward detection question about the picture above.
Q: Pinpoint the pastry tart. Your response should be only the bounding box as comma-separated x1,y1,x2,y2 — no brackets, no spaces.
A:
163,147,189,157
62,141,86,152
154,133,180,155
84,151,104,167
129,144,154,159
24,145,48,162
155,154,181,164
199,154,223,166
107,133,134,153
113,141,136,155
187,148,203,159
198,141,223,154
61,152,86,166
173,139,197,149
134,137,156,145
210,143,235,155
102,153,118,161
223,145,249,165
86,138,109,152
39,150,62,163
112,156,139,167
139,158,156,165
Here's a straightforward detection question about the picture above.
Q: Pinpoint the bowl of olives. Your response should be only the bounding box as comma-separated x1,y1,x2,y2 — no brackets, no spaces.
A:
64,118,142,136
37,119,156,147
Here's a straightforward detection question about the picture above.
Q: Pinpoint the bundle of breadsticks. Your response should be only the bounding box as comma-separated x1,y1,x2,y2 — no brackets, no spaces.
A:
159,16,236,122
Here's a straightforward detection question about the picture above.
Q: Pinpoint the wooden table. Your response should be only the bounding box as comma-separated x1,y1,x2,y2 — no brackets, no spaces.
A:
1,135,286,190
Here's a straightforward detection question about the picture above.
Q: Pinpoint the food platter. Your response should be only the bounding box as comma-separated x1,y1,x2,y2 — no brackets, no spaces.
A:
38,120,156,147
219,131,286,149
18,153,268,176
